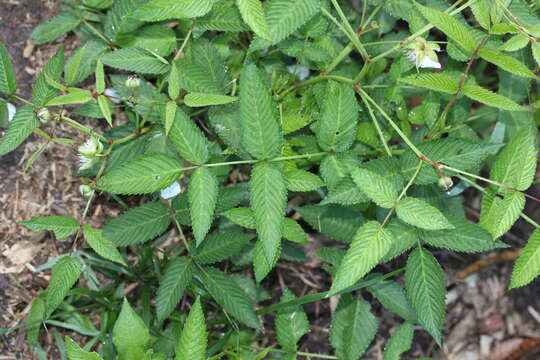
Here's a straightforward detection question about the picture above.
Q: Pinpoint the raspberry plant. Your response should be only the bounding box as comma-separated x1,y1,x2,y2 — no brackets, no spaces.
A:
1,0,539,359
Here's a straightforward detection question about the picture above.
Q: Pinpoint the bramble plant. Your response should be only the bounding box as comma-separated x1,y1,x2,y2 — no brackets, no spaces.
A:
1,0,540,358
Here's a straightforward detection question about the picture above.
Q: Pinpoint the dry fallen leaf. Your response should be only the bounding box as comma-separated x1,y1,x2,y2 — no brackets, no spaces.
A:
0,240,42,274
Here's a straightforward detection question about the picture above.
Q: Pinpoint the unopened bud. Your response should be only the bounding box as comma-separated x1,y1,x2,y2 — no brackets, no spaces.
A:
79,184,94,198
438,176,454,191
37,108,51,123
125,75,140,89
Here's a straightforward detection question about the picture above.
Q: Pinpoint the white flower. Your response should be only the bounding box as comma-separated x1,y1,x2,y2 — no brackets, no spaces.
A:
104,88,122,104
78,137,103,170
287,65,310,80
78,154,94,170
405,37,442,69
160,181,181,199
7,102,16,123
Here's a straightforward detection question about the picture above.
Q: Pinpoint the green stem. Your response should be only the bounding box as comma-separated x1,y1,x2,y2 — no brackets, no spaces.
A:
245,346,338,360
81,20,112,44
59,115,108,143
359,94,392,157
327,0,369,59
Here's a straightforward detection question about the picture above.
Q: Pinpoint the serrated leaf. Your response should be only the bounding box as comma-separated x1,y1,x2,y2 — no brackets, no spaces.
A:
399,73,459,94
0,42,17,95
168,62,180,100
275,288,310,351
168,106,210,164
253,239,280,282
189,167,219,246
222,207,256,228
286,169,323,192
480,188,525,239
101,47,170,74
104,0,148,44
30,13,80,45
97,95,113,126
157,257,194,322
396,197,454,230
499,34,529,52
267,0,321,44
236,0,272,40
184,93,238,107
130,24,177,57
330,221,394,294
0,106,39,156
164,101,177,135
19,215,79,240
382,219,419,262
83,225,126,266
321,178,369,206
491,124,537,190
329,294,378,360
46,256,81,317
95,60,105,94
509,229,540,289
175,297,207,360
32,47,65,107
46,90,93,106
208,103,250,158
134,0,216,22
296,204,363,243
113,299,150,360
65,41,109,86
479,48,538,79
470,0,491,30
97,153,182,195
316,81,358,152
201,267,261,329
417,3,476,52
197,5,248,32
420,216,507,252
250,162,287,268
367,280,416,322
462,84,526,111
65,336,103,360
383,323,415,360
283,218,308,244
405,247,446,345
240,64,282,159
350,167,398,208
103,201,171,246
26,296,46,347
194,232,253,264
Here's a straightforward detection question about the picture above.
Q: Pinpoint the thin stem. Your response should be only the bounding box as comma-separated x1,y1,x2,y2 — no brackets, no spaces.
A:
328,0,369,59
359,94,392,156
81,20,112,44
277,74,354,100
321,8,368,61
59,114,108,143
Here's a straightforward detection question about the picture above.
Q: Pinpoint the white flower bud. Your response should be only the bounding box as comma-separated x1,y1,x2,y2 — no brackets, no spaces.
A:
438,176,454,191
125,75,141,89
37,108,51,123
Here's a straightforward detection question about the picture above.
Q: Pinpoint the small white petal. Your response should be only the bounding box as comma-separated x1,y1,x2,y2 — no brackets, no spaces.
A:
419,57,442,69
104,88,122,104
287,65,310,81
405,50,417,62
7,102,16,123
160,182,181,199
79,155,92,170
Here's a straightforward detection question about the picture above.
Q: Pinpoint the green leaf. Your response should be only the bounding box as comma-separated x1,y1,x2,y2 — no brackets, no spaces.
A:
208,104,249,158
46,90,93,106
330,221,394,294
0,42,17,95
168,62,180,100
321,178,369,206
396,197,455,230
30,13,80,45
168,106,210,165
32,47,65,107
194,232,253,264
65,41,109,86
97,153,182,195
383,323,415,360
283,218,308,244
201,267,261,329
470,0,491,30
222,207,256,228
329,294,378,360
350,167,398,209
420,217,507,252
46,256,81,317
97,95,113,126
405,247,446,345
175,297,207,360
157,257,195,322
479,48,538,79
104,0,148,43
19,215,79,240
101,47,170,74
0,106,39,156
416,3,476,52
26,296,46,347
65,336,103,360
129,25,177,57
509,229,540,289
236,0,272,41
103,201,171,246
95,60,105,94
491,124,538,190
164,101,176,135
240,64,282,159
296,204,363,243
267,0,321,44
134,0,216,22
83,225,127,266
189,167,219,246
316,81,358,152
113,299,150,360
480,188,525,239
184,93,238,107
462,84,526,111
275,288,310,351
399,73,459,94
250,162,287,269
286,169,324,192
367,280,416,322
